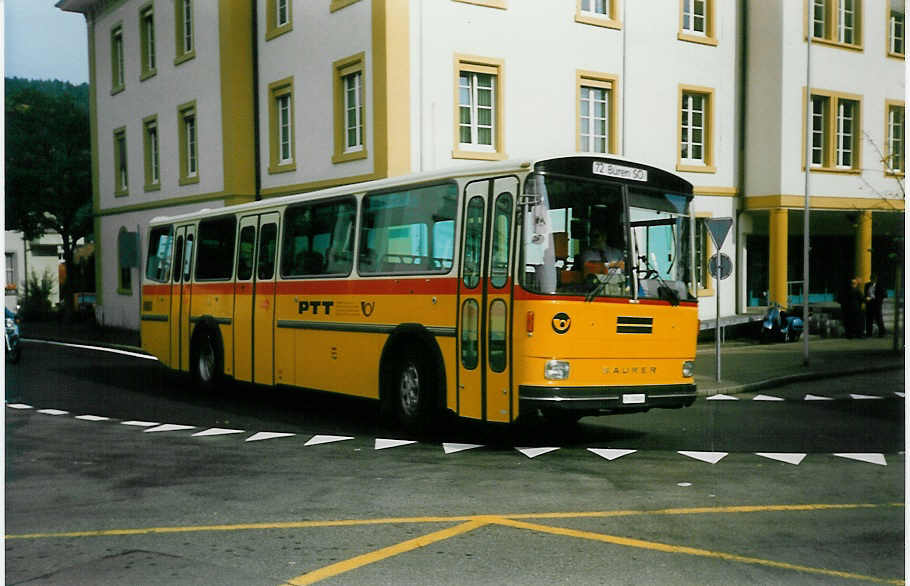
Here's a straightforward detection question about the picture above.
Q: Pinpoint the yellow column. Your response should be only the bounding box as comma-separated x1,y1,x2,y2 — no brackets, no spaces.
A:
769,208,789,307
855,210,872,284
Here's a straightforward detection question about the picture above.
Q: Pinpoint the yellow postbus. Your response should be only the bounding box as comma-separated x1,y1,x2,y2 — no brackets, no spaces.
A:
141,155,698,429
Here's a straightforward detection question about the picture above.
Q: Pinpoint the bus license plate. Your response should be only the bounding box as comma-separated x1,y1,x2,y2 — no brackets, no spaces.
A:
622,393,646,404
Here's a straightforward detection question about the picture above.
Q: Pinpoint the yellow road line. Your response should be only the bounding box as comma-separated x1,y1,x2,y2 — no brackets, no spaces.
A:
492,517,904,585
283,519,490,585
6,503,902,540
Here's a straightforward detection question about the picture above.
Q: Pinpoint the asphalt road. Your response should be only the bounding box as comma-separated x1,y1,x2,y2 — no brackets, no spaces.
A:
4,340,905,585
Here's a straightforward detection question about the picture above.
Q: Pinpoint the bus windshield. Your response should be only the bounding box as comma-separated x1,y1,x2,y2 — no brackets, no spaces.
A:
519,173,693,301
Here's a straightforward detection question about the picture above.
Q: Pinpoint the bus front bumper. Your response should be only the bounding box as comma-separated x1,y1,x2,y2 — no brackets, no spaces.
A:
519,383,697,415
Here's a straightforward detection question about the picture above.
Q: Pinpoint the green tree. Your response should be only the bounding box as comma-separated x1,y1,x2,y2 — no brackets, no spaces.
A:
5,78,92,319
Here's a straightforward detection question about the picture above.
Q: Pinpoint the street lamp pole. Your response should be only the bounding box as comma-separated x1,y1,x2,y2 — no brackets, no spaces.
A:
803,0,812,367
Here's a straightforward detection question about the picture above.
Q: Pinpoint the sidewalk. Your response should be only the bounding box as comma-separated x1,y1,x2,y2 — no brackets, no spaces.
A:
695,335,904,396
20,319,905,396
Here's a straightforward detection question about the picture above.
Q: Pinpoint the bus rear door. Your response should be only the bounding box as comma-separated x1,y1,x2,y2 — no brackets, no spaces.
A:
234,212,279,385
169,224,195,371
457,177,518,423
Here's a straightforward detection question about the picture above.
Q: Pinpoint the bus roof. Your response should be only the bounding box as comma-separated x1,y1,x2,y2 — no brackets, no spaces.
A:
148,154,686,225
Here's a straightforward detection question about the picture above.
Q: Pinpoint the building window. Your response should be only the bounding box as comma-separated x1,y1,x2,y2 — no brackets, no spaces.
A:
111,24,125,94
678,86,715,172
140,5,156,80
268,77,295,173
143,115,160,190
679,0,716,45
454,55,505,160
175,0,195,64
178,101,199,184
266,0,293,40
890,8,905,56
887,102,905,175
805,89,862,173
6,253,17,292
575,0,620,29
810,95,829,166
332,53,367,164
835,99,857,168
113,127,128,196
810,0,863,48
576,71,617,154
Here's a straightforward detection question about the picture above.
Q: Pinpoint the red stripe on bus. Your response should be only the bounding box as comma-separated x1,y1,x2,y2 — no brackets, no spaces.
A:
144,278,461,297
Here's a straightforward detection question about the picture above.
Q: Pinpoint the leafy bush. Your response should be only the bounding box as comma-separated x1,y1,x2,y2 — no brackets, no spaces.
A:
19,269,55,321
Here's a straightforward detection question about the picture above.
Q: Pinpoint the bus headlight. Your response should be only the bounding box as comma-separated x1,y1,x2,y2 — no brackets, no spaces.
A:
682,361,695,378
544,360,570,380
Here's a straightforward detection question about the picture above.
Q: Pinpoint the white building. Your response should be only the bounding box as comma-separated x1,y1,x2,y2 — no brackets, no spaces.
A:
5,231,65,312
58,0,904,331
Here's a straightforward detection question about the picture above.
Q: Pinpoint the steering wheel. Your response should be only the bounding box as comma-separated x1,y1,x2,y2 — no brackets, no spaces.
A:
638,268,658,279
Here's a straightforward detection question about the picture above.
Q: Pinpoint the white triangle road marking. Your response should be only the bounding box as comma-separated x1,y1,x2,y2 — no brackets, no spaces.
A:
753,394,784,401
6,403,33,409
192,428,245,437
706,394,739,401
245,431,296,442
678,451,728,464
37,409,69,416
896,392,905,398
588,448,637,461
833,453,887,466
305,434,354,447
75,415,111,422
755,452,807,465
804,394,834,401
122,420,160,427
442,442,484,454
375,438,417,450
144,424,197,433
516,447,560,459
849,394,883,400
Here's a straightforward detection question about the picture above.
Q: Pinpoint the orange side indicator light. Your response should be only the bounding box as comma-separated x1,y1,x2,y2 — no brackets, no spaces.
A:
526,311,534,335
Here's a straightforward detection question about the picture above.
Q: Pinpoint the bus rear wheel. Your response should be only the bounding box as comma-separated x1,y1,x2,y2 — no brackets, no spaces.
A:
191,329,222,392
390,348,435,432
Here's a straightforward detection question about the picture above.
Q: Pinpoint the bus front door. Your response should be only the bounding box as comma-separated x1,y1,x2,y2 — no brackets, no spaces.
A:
457,177,518,423
169,225,195,372
234,213,279,385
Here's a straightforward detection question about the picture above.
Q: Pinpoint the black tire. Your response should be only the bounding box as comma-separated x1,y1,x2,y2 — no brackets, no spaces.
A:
191,329,222,392
389,347,435,433
6,339,21,364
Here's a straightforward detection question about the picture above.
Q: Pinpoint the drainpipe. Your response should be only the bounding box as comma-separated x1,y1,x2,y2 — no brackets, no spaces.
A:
252,0,262,200
735,0,749,316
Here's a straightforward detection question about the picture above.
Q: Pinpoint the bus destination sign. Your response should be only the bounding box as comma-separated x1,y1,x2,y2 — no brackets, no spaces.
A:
592,161,648,182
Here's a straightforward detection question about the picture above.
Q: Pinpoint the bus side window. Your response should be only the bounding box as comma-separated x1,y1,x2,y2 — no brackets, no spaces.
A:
360,183,457,275
281,198,355,278
237,226,255,281
145,225,174,283
183,235,194,282
172,235,184,283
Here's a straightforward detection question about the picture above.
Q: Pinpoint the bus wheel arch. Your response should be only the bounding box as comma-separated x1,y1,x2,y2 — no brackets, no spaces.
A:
190,317,224,391
379,325,446,431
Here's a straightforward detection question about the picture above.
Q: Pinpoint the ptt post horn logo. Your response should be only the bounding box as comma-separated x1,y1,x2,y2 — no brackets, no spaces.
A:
361,301,376,317
551,312,571,334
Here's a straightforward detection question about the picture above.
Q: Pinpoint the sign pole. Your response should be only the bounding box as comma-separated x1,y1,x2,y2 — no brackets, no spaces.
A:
715,273,721,382
705,218,734,384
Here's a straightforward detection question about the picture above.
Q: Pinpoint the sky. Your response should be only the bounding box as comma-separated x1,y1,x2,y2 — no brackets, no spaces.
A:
4,0,89,84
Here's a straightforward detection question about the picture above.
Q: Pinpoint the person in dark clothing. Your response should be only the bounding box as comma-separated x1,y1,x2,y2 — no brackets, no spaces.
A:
839,277,865,338
864,274,887,337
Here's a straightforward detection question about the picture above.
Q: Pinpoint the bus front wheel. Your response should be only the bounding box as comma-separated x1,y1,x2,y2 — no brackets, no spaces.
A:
390,348,434,432
191,329,222,392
